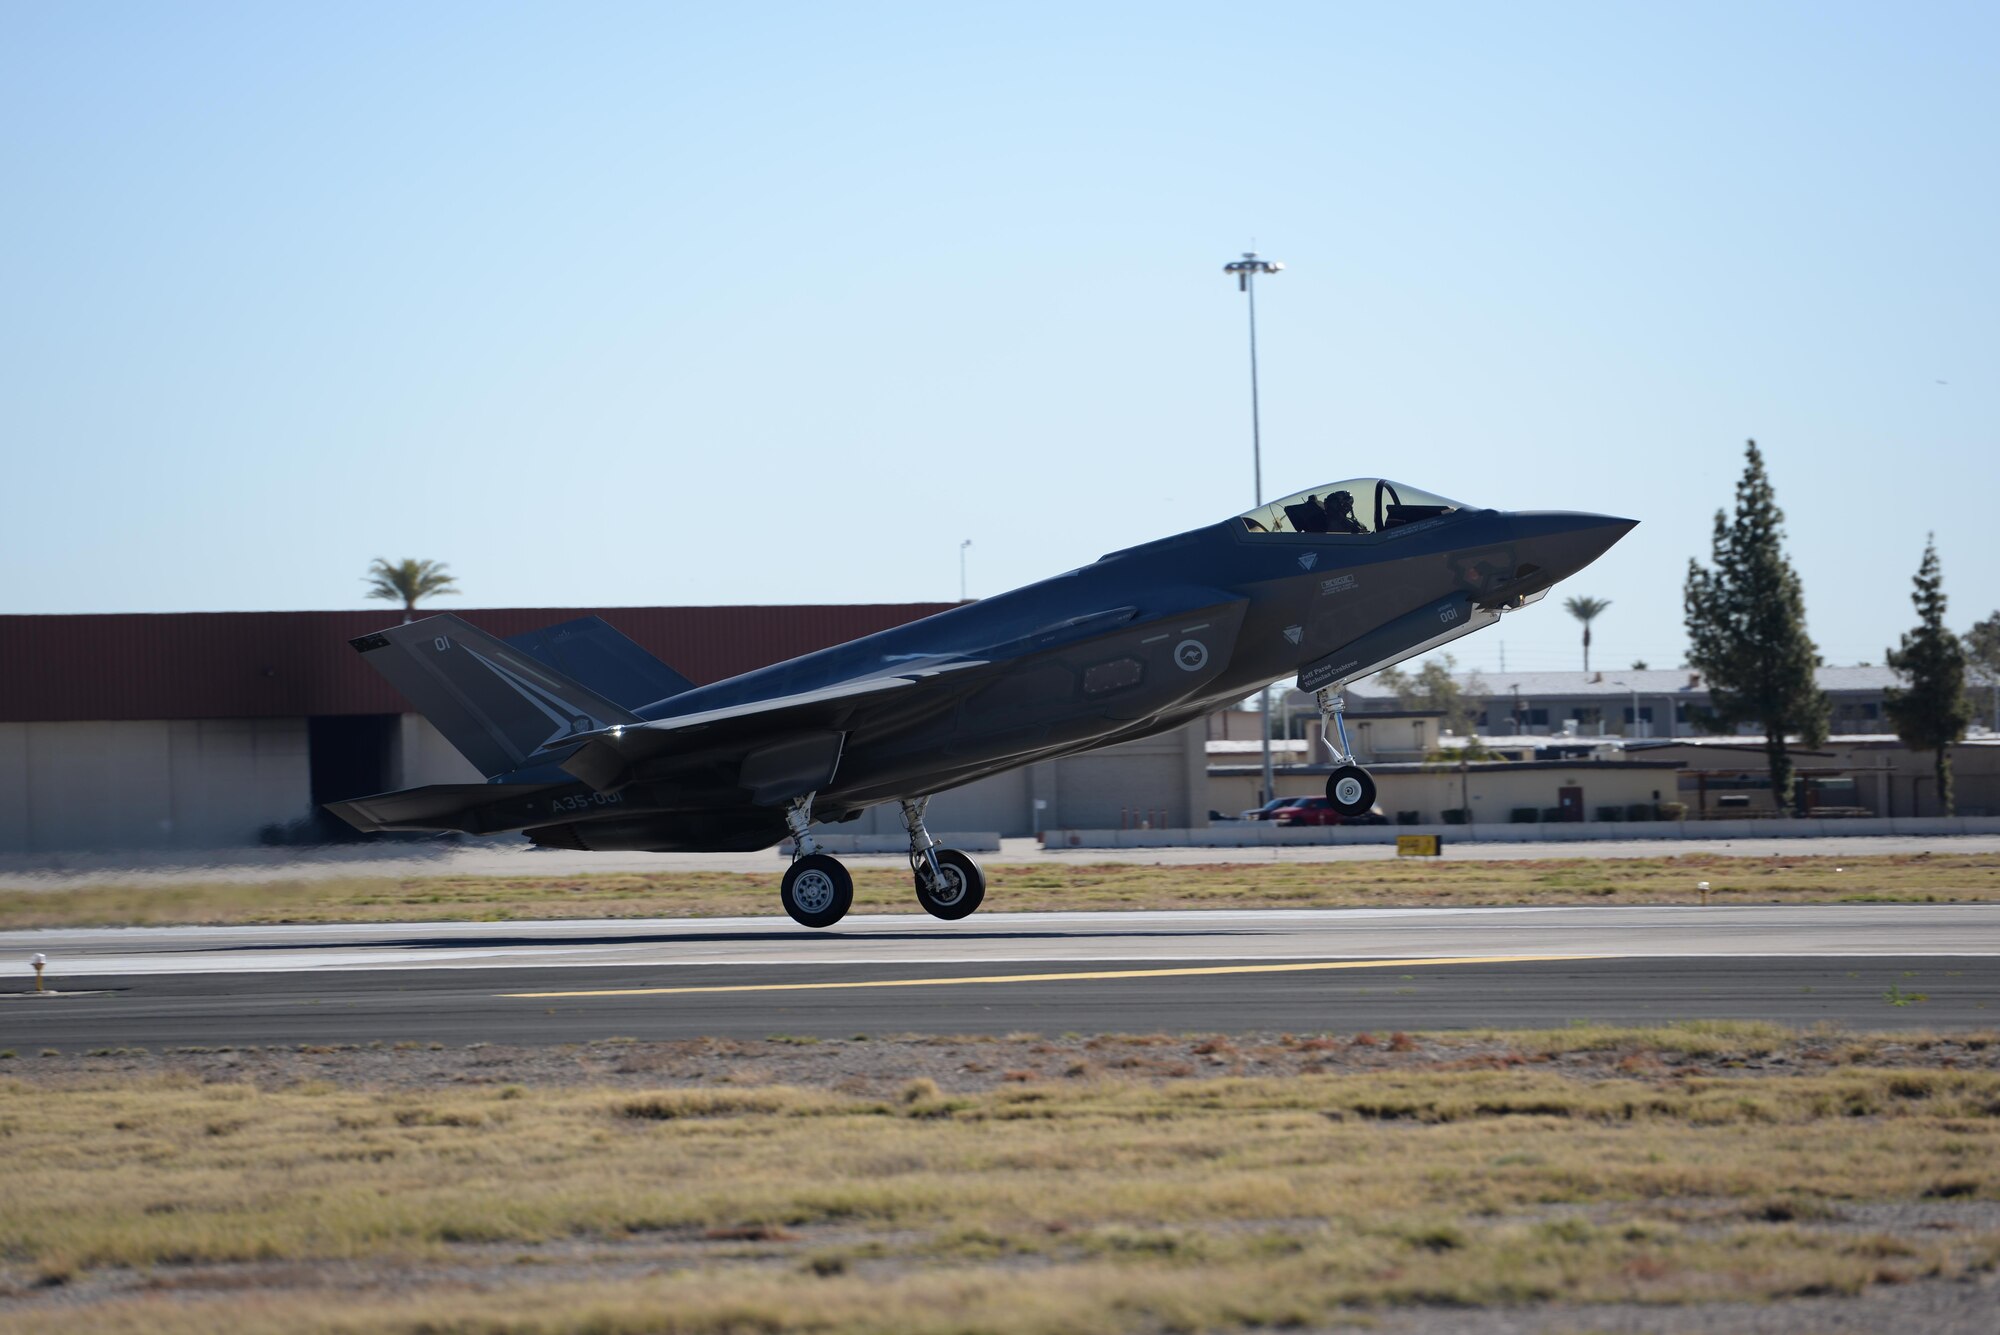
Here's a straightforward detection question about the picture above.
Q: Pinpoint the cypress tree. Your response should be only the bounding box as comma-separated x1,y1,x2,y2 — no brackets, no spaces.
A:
1884,537,1973,815
1683,441,1829,813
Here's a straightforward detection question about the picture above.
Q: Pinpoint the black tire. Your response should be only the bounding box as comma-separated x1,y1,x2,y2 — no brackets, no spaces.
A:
914,848,985,921
781,854,853,928
1326,765,1376,816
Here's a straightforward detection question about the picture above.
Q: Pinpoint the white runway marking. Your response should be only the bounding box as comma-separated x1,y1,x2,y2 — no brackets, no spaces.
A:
5,905,1998,978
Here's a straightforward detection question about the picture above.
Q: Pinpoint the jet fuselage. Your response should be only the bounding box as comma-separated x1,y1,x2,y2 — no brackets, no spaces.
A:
513,504,1632,847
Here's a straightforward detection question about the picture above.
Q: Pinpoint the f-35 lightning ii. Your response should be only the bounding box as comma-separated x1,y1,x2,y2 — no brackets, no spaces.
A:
331,479,1633,927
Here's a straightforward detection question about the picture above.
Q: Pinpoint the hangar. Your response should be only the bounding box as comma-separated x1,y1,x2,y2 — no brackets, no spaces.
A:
0,607,1209,856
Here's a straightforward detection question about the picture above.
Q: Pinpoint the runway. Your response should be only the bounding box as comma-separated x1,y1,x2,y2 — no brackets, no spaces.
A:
5,905,1998,1046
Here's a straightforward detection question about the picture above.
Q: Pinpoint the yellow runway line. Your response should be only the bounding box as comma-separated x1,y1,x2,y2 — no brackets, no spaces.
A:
503,954,1610,999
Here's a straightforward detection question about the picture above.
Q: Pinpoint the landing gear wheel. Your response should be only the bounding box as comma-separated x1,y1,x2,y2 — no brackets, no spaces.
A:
781,854,853,929
1326,765,1376,816
913,849,985,921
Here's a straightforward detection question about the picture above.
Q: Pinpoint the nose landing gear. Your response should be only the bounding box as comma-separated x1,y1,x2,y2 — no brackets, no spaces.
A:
902,797,985,920
1316,686,1378,816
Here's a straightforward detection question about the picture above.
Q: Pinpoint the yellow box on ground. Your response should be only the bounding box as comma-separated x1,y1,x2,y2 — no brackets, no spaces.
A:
1396,834,1442,857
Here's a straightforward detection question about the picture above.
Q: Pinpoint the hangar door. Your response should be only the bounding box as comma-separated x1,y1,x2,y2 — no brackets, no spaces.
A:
1053,753,1187,830
307,714,399,840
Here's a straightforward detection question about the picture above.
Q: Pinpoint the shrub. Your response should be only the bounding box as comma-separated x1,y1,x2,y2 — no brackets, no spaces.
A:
1511,807,1540,823
1441,808,1469,825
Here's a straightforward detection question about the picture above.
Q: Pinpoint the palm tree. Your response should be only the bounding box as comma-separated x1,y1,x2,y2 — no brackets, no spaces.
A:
365,558,460,623
1564,595,1611,674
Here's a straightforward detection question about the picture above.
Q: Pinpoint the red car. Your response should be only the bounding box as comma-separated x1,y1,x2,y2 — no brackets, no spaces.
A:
1271,796,1390,826
1240,796,1312,821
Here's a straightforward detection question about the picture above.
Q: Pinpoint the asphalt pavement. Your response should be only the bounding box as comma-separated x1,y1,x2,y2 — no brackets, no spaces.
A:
4,905,1996,1046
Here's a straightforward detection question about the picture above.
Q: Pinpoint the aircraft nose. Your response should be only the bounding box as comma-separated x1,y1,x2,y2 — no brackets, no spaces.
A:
1505,511,1638,586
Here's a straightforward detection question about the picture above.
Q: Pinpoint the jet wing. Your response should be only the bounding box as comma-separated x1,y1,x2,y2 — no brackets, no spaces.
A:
558,587,1243,801
558,661,987,795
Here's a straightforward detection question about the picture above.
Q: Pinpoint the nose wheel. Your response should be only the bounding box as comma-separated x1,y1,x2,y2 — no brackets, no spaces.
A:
1326,765,1376,816
902,797,986,921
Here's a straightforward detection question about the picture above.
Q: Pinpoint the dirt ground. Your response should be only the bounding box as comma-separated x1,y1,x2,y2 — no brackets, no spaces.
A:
16,1022,2000,1093
5,1025,1999,1334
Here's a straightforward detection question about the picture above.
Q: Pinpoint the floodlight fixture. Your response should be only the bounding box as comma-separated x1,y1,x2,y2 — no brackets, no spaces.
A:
1223,252,1285,292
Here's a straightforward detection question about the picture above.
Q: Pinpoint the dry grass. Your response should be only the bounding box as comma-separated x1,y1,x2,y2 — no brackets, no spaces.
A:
4,851,1997,929
2,1042,1998,1332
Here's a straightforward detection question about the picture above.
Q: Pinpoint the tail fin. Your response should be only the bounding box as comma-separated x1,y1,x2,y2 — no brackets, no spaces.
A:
503,616,696,710
351,614,641,778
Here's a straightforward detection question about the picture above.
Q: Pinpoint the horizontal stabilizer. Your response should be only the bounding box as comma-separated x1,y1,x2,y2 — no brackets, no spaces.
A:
505,616,696,711
326,782,568,834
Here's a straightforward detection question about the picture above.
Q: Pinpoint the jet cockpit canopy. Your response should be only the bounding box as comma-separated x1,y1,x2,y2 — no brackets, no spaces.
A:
1238,478,1466,537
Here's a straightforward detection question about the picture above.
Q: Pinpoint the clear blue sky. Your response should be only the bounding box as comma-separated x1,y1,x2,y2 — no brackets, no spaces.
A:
5,1,1994,677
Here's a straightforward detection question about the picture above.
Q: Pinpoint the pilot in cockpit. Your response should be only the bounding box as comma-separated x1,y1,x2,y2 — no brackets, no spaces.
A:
1294,494,1330,533
1326,489,1365,534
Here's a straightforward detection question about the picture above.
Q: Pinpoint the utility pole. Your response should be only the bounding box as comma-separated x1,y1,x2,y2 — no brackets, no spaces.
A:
1223,251,1284,802
959,539,972,601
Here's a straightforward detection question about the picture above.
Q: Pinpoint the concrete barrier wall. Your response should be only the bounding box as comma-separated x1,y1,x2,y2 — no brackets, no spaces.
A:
780,833,1003,855
1046,815,2000,849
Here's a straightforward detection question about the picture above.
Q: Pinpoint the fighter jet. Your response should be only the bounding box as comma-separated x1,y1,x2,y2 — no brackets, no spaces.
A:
330,479,1632,927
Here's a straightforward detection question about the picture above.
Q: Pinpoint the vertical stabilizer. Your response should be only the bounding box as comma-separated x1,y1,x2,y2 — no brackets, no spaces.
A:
350,614,641,777
504,616,696,710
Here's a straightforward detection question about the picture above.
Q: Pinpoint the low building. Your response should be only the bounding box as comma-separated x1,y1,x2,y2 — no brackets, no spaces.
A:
1209,757,1684,825
1342,666,1902,739
1207,706,1455,765
1623,735,2000,818
0,607,1206,854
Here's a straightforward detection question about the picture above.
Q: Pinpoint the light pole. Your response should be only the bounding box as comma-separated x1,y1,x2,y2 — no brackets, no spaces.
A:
1610,681,1642,740
959,540,972,602
1223,252,1284,509
1224,251,1284,801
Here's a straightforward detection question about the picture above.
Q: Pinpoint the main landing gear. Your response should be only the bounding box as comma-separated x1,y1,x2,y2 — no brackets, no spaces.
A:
902,797,985,921
780,796,854,929
1315,686,1378,817
776,793,986,928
